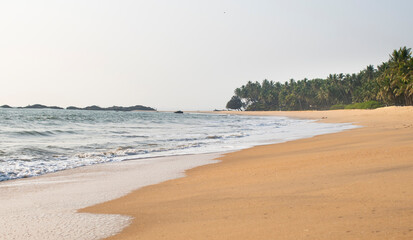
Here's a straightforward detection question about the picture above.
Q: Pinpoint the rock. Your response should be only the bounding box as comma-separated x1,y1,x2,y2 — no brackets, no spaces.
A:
24,104,63,109
66,106,82,110
68,105,156,112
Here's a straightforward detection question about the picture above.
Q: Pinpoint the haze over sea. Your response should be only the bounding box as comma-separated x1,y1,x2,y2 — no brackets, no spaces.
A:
0,108,356,182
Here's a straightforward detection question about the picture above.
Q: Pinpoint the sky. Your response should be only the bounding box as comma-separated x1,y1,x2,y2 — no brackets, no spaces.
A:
1,0,412,111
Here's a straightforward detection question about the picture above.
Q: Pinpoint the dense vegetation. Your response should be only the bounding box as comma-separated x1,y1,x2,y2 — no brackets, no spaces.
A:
227,47,413,111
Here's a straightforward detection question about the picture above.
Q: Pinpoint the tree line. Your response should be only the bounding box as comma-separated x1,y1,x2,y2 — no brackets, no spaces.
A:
226,47,413,111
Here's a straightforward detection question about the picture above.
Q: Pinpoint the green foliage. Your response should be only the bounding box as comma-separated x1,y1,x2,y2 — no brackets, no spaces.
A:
377,47,413,106
228,47,413,111
226,96,243,110
331,101,383,110
345,101,384,109
330,104,346,110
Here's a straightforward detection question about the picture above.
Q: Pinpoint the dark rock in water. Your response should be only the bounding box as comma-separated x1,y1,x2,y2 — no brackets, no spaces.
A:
24,104,63,110
66,106,82,110
68,105,156,112
0,105,12,108
174,110,184,114
48,106,64,110
16,104,156,112
83,105,104,111
24,104,47,109
105,105,156,111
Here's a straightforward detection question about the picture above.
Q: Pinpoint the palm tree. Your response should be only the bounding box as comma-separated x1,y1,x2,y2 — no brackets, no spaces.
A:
230,47,412,110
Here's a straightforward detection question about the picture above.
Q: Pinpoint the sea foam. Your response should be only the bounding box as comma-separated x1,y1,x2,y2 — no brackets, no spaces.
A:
0,109,359,239
0,154,220,239
0,109,357,182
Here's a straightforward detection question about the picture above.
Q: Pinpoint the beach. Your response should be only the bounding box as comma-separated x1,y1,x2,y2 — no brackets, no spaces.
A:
0,153,220,239
2,1,412,239
0,109,353,239
82,106,413,239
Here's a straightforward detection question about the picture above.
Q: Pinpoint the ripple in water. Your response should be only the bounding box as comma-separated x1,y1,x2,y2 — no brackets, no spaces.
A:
0,108,357,181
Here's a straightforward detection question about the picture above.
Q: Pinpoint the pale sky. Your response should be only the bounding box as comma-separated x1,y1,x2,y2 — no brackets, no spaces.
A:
1,0,412,110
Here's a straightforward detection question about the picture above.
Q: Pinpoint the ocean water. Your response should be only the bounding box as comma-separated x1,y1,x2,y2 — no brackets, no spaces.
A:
0,108,356,182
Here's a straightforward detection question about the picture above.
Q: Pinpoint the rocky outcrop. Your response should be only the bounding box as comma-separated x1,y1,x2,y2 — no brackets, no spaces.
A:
2,104,156,112
67,105,156,112
23,104,63,109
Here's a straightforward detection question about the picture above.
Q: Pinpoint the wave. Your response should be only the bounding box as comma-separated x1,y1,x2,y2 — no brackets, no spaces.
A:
11,129,77,137
124,135,149,138
19,147,62,156
0,109,358,182
206,135,222,139
162,133,248,142
15,130,54,137
0,141,207,182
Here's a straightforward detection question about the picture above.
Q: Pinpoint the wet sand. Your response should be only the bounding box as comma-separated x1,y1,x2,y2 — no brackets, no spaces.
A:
0,154,219,239
82,106,413,239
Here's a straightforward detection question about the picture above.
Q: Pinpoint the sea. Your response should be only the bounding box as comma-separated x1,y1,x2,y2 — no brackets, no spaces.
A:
0,108,356,182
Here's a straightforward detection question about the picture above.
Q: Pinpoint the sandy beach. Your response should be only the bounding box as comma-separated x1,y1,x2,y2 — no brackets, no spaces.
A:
82,107,413,239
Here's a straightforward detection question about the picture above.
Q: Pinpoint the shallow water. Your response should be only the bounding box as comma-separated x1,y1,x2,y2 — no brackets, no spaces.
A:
0,108,356,181
0,153,220,240
0,109,359,239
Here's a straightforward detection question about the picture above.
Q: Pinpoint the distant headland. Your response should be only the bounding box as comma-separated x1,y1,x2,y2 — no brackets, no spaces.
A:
0,104,156,111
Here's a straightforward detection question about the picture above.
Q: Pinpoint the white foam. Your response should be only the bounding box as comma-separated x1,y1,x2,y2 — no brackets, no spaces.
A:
0,153,220,240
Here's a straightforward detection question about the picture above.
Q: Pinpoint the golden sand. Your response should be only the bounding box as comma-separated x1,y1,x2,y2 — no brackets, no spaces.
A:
82,107,413,239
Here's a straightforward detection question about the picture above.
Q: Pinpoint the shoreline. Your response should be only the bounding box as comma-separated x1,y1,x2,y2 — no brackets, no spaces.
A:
0,153,220,240
1,110,348,183
0,112,355,239
83,106,413,239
